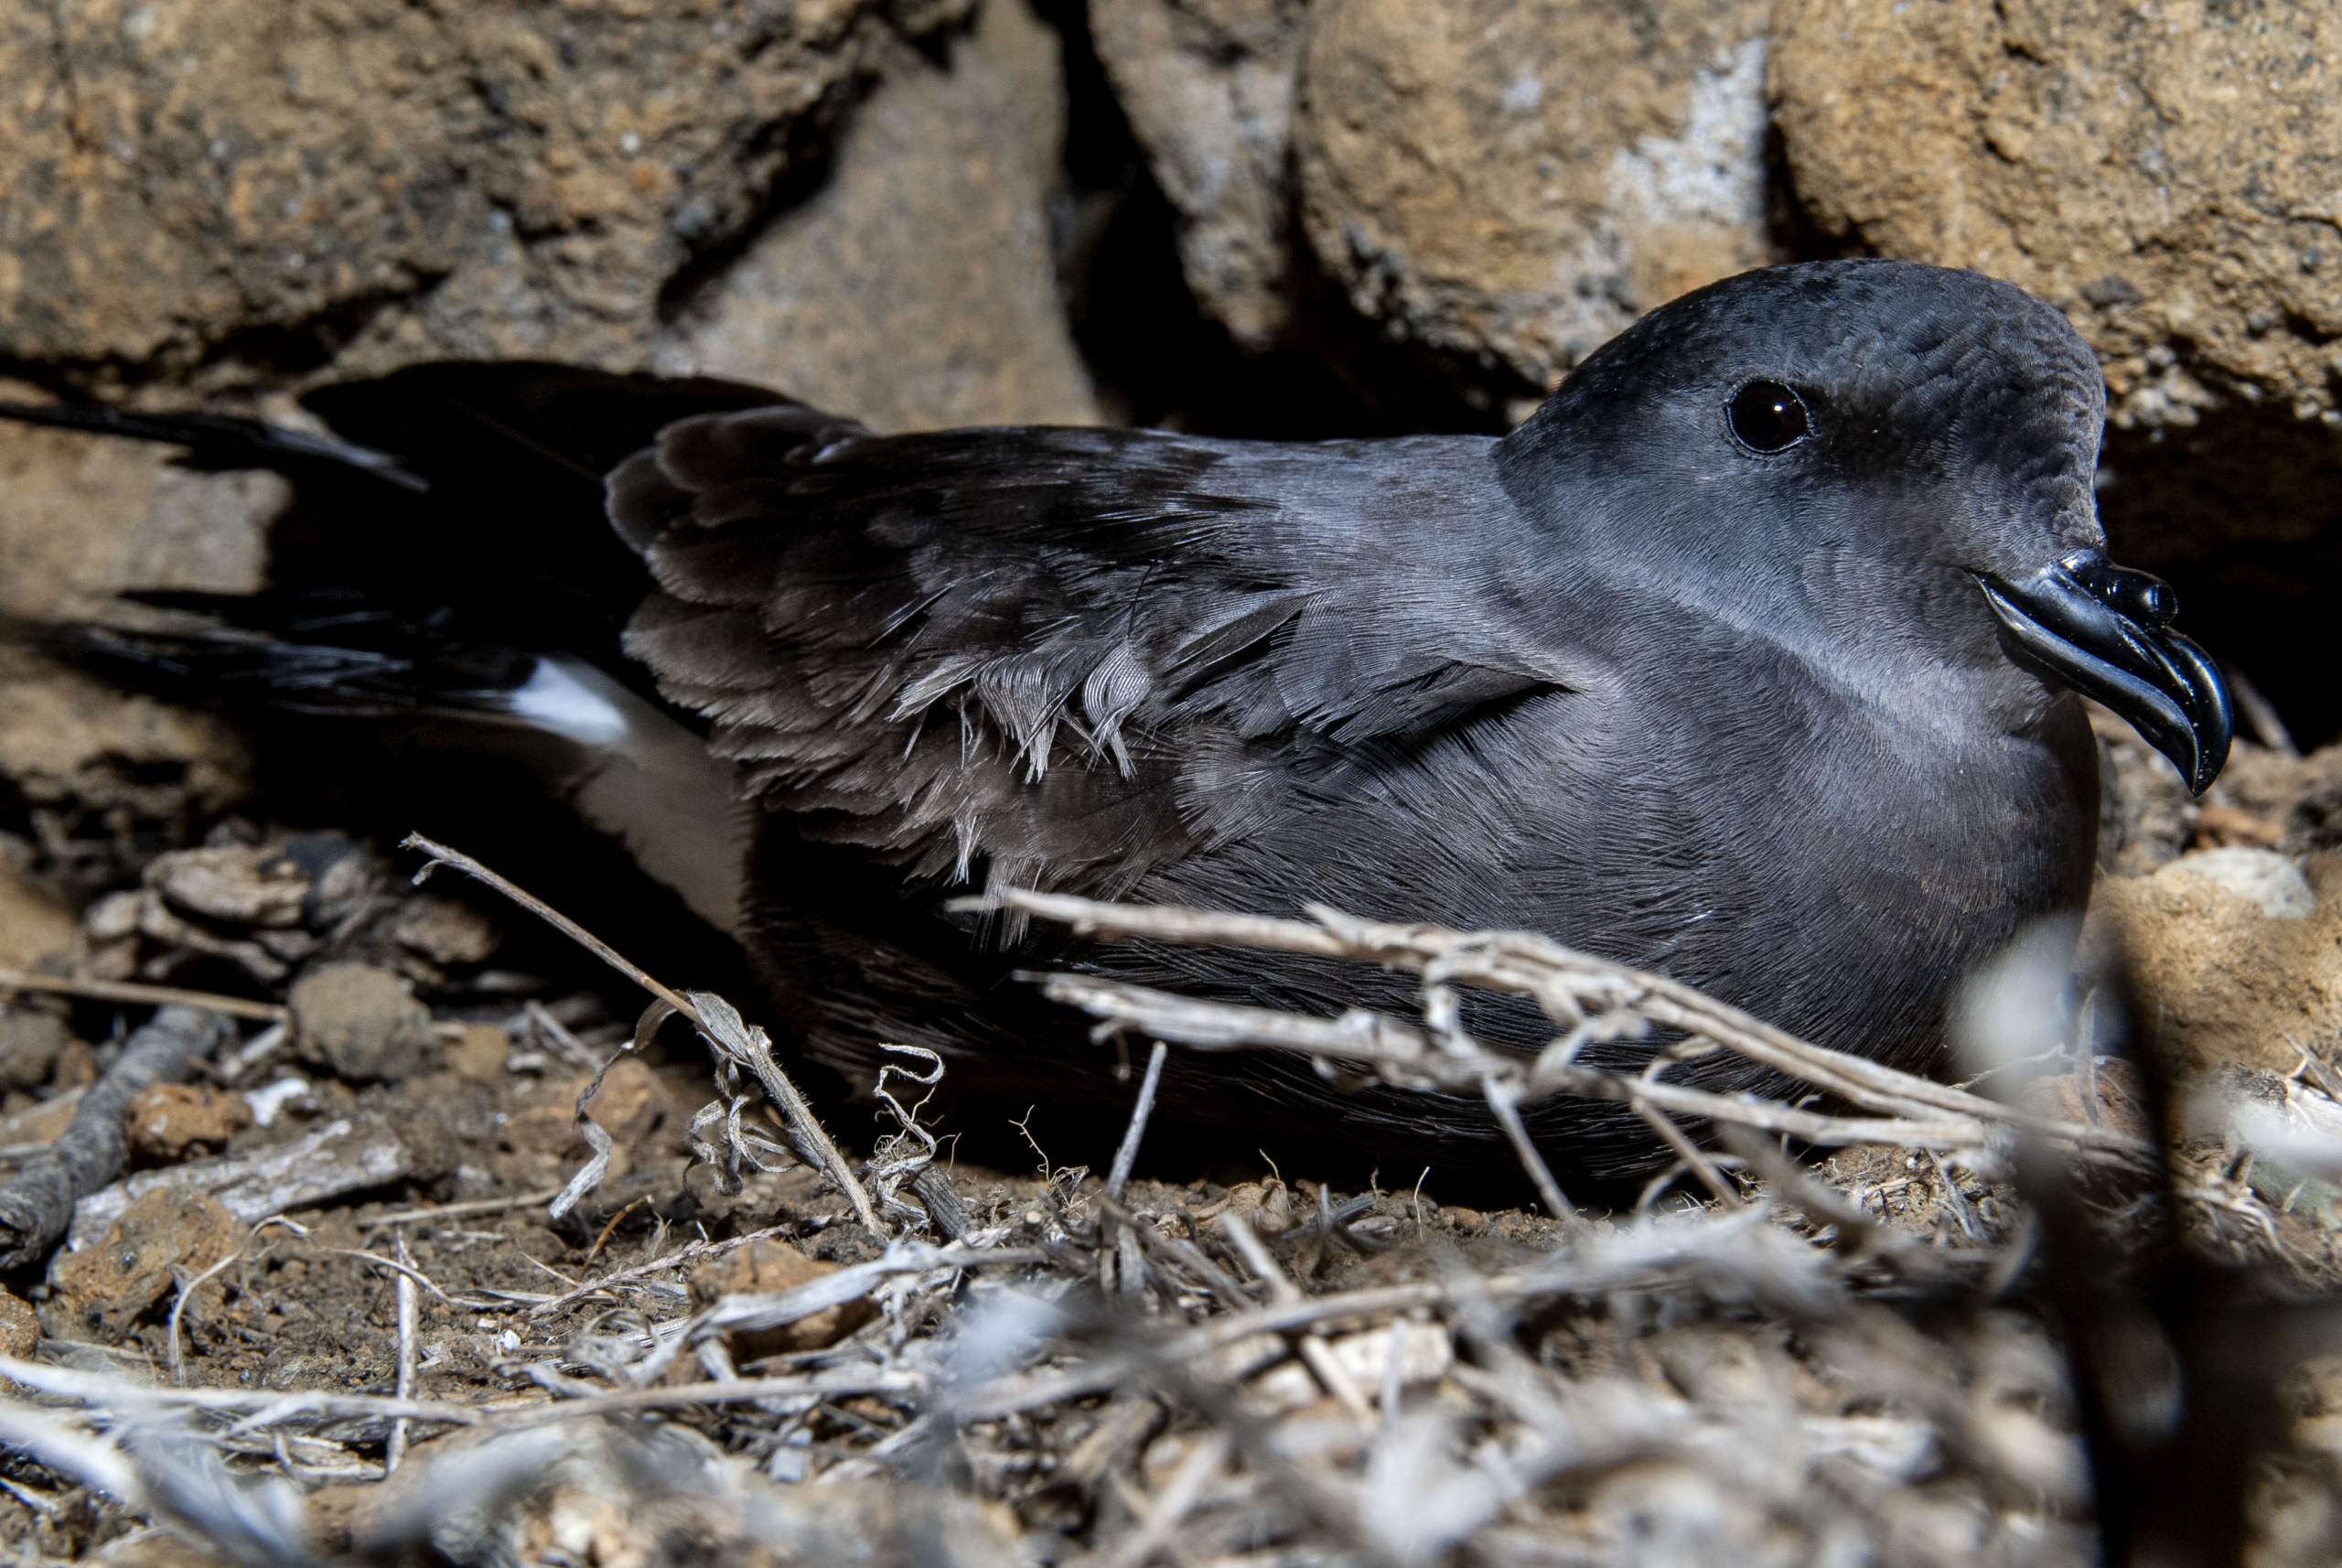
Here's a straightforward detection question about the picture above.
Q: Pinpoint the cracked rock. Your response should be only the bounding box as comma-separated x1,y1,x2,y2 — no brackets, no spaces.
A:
1772,0,2342,430
657,0,1098,432
1090,0,1308,352
0,0,973,374
42,1186,240,1342
1295,0,1777,399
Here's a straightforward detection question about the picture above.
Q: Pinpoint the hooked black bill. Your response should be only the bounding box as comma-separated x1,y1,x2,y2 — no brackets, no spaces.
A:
1978,553,2232,796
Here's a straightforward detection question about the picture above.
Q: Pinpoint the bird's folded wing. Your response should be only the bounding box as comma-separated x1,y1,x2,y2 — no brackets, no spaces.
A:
608,414,1568,902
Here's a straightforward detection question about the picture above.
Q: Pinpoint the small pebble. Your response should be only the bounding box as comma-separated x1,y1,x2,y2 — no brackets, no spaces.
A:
290,962,432,1081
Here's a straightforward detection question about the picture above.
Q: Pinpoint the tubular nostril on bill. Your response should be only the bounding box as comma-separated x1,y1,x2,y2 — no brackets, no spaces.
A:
2126,578,2177,627
2066,553,2180,628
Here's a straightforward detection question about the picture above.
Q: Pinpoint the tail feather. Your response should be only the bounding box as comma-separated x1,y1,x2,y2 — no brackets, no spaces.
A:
0,399,425,489
0,362,822,933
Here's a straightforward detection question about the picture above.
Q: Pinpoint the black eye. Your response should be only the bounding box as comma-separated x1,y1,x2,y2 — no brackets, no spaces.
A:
1728,381,1810,452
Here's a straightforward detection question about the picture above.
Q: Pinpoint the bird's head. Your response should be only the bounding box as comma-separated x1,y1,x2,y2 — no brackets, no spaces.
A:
1499,258,2232,795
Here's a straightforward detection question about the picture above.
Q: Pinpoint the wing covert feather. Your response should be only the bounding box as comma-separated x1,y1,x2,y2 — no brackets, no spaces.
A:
608,414,1568,905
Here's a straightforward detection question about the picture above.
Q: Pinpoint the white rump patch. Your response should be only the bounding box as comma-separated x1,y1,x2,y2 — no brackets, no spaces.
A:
504,657,633,747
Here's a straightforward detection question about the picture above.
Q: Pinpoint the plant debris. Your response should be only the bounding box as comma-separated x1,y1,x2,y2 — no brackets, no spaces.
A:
0,835,2335,1567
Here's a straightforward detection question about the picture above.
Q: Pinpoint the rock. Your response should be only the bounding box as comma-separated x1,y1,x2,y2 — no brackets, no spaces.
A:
1295,0,1775,399
269,832,375,928
1191,1176,1294,1233
133,885,306,984
1090,0,1306,351
444,1023,511,1082
657,0,1099,433
504,1058,669,1155
688,1238,878,1360
0,856,80,972
0,1091,81,1151
124,1081,247,1166
91,1529,246,1568
2084,854,2342,1078
501,1103,582,1158
2160,848,2317,922
43,1187,240,1341
351,1419,1023,1568
0,0,972,375
51,1039,98,1092
389,897,502,969
1771,0,2342,433
291,963,431,1082
81,890,144,945
0,381,276,618
147,845,309,929
580,1058,671,1148
0,650,253,905
2217,741,2342,859
0,1288,38,1360
0,1003,69,1091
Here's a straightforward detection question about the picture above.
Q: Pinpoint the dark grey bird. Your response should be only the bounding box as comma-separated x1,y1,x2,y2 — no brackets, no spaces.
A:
0,259,2232,1186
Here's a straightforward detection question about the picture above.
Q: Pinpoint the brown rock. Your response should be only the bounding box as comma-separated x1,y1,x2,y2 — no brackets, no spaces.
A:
1090,0,1305,351
0,390,279,621
656,0,1098,433
505,1058,670,1154
1295,0,1775,395
0,1086,80,1149
44,1186,240,1341
0,1002,70,1090
0,856,81,973
291,962,431,1082
500,1101,587,1159
1193,1177,1294,1232
146,845,308,928
444,1023,511,1082
1772,0,2342,431
0,650,253,905
0,0,972,375
389,897,502,968
688,1238,877,1359
581,1057,671,1148
51,1038,98,1091
2216,741,2342,860
2084,852,2342,1078
91,1529,246,1568
135,885,305,984
124,1081,246,1165
2017,1056,2154,1144
0,1288,38,1360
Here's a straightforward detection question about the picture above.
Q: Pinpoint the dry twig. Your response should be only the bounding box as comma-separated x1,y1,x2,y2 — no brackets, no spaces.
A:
0,968,286,1023
969,889,2156,1172
402,832,885,1232
387,1234,420,1473
0,1004,229,1269
527,1223,793,1317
